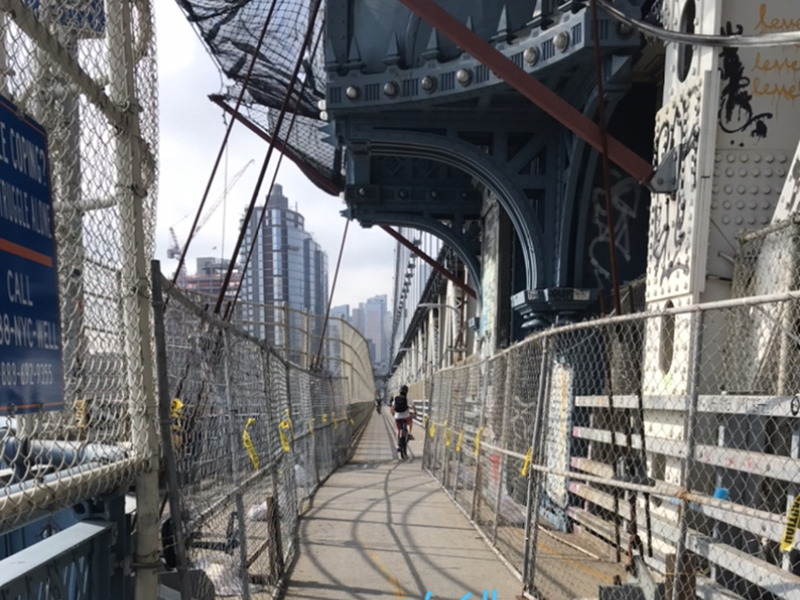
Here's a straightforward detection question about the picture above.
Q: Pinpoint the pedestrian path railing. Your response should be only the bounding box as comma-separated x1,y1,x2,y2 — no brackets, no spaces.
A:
155,272,374,599
404,283,800,600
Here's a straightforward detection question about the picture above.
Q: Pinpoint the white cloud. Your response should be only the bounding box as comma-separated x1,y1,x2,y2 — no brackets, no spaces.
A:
154,0,396,310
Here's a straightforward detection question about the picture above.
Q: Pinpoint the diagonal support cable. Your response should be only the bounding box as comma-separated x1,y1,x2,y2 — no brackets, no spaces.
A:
172,0,280,287
215,0,323,315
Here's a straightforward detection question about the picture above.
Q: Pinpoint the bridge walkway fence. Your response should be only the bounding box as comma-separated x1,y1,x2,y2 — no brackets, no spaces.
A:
157,273,375,599
397,287,800,600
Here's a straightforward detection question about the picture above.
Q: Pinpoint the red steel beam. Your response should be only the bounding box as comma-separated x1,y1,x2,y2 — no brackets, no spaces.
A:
380,225,477,299
396,0,655,186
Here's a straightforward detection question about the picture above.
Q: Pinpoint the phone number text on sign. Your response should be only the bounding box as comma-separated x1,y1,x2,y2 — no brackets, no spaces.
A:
1,362,54,386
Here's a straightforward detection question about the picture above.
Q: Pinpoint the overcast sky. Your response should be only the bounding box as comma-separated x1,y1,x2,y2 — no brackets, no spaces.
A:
154,0,396,310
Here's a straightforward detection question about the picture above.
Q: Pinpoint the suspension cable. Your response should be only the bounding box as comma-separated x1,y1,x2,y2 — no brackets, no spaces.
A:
172,0,280,290
215,0,323,315
596,0,800,47
312,218,349,371
225,22,325,322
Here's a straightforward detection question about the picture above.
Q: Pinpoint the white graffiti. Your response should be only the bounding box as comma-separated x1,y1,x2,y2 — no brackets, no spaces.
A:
588,170,642,287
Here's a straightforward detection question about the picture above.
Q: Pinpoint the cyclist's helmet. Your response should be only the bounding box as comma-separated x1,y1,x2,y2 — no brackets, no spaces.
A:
399,385,408,395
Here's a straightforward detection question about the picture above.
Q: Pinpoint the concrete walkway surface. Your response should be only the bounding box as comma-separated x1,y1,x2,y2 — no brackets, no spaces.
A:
282,409,524,600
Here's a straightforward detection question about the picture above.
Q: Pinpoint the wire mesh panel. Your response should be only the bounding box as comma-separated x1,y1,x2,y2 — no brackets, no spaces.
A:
400,279,800,600
0,0,159,533
157,278,374,597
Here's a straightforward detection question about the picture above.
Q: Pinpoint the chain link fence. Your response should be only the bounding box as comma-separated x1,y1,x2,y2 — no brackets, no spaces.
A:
158,273,373,599
399,270,800,599
0,0,160,538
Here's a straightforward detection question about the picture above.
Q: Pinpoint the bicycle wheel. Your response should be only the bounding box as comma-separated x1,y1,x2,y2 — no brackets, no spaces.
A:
400,423,408,459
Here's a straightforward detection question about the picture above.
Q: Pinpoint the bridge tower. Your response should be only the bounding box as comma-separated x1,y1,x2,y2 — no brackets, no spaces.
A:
324,0,658,349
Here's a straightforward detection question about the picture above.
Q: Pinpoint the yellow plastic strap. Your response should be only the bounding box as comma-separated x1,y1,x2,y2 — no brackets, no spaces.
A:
322,414,328,424
456,429,464,453
473,427,484,457
285,409,295,441
242,418,259,470
444,420,451,447
422,415,429,430
349,417,355,425
308,418,315,437
521,447,533,477
333,414,338,429
170,398,184,448
781,495,800,552
429,421,435,438
278,420,291,452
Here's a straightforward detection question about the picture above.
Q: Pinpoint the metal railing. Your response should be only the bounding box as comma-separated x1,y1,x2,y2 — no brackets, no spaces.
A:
402,278,800,600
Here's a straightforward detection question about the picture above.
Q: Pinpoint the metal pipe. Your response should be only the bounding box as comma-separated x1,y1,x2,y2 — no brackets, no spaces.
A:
395,0,655,186
590,0,623,317
222,330,251,600
672,310,704,600
313,219,349,370
151,262,191,600
380,225,477,299
522,342,551,590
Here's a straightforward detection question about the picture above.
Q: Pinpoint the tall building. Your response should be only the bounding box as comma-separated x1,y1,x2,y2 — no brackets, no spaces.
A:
364,295,388,369
239,184,329,359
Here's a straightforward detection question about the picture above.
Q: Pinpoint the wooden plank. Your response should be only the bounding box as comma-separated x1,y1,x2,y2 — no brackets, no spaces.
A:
569,486,800,600
575,395,800,418
695,444,800,484
570,457,614,479
571,426,687,458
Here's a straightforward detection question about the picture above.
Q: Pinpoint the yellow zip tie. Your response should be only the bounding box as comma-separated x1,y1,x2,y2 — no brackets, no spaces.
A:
456,429,464,453
422,415,429,430
308,418,315,437
473,427,484,457
781,494,800,552
333,414,338,429
444,420,451,447
429,421,435,438
242,418,259,469
322,414,328,424
285,409,295,441
278,420,291,452
521,447,533,477
349,417,355,425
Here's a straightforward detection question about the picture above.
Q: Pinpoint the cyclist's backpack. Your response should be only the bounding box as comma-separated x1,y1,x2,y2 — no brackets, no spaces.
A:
394,394,408,413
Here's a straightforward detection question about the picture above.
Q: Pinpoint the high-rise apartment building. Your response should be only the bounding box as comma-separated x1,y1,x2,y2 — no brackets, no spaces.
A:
364,295,388,369
239,185,328,359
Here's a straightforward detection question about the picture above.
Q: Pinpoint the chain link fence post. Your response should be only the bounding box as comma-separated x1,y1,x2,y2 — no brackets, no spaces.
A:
522,338,552,592
670,309,703,600
222,330,251,600
151,264,191,600
471,358,492,522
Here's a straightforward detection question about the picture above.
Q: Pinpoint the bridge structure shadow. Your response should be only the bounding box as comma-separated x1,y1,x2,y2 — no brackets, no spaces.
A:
280,410,525,600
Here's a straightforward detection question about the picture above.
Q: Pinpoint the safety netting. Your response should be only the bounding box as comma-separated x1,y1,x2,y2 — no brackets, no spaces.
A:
174,0,341,194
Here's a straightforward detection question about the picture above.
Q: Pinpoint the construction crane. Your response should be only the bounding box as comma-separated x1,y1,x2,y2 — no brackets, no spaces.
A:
168,160,255,279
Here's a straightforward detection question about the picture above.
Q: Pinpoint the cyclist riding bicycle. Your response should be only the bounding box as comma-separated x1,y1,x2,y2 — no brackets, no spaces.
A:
390,385,416,452
375,392,381,413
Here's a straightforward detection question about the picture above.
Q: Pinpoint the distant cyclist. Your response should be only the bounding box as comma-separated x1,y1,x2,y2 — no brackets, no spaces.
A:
390,385,416,451
375,392,381,414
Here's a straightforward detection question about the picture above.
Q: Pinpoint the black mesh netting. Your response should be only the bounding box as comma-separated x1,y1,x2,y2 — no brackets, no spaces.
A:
175,0,341,194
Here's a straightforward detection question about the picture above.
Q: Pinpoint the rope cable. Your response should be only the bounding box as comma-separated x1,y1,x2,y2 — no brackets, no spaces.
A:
171,0,280,289
215,0,323,315
225,21,326,322
312,218,349,371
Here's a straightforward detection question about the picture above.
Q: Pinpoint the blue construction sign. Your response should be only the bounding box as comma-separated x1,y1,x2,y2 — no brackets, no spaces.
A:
0,96,63,414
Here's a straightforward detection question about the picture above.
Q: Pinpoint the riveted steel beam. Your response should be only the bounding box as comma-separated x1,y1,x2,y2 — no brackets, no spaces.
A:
395,0,655,187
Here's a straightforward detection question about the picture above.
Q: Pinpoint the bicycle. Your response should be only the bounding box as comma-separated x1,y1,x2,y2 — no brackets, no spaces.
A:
398,419,409,459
